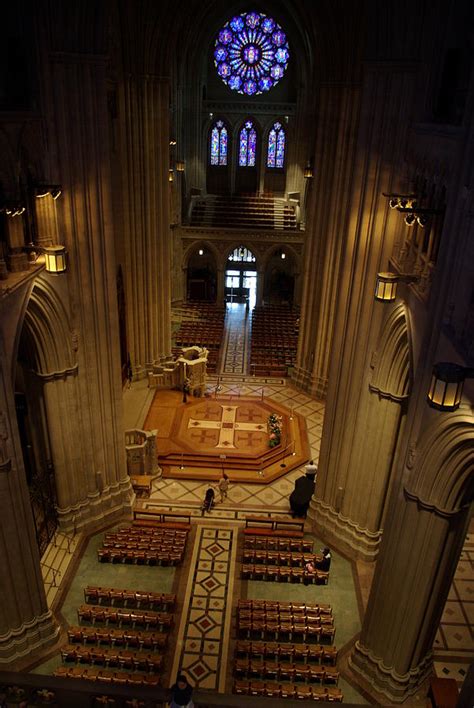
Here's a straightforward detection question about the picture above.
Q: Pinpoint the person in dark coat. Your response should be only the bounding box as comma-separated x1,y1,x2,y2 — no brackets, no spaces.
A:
170,674,194,708
317,547,332,571
289,473,315,517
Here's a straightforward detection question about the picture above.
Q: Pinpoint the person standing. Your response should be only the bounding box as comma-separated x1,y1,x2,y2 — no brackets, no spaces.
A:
218,473,229,502
305,459,318,479
170,674,194,708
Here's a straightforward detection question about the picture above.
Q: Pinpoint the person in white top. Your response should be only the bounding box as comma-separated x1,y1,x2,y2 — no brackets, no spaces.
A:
218,473,229,502
305,459,318,479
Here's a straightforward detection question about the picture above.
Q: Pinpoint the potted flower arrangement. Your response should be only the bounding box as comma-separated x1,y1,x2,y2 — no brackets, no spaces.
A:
268,412,283,448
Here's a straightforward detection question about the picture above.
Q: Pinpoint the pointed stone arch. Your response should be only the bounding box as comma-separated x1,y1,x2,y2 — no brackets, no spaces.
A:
370,303,412,401
16,276,75,377
406,412,474,512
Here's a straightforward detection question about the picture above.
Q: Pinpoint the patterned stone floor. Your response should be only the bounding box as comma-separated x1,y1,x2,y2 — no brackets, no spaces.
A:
434,518,474,688
171,525,238,691
220,303,249,374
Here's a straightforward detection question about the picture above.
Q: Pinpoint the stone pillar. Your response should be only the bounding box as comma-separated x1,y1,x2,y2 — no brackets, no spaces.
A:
349,479,471,701
292,84,361,399
216,267,225,305
308,63,417,550
47,51,133,529
34,193,59,248
256,268,264,306
0,342,59,663
119,75,172,374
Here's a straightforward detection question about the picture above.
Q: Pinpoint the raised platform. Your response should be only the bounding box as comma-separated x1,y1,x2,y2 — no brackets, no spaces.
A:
143,390,309,483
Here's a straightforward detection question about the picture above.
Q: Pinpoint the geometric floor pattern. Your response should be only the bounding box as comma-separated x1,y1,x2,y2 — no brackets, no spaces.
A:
220,302,249,374
171,525,237,691
434,517,474,689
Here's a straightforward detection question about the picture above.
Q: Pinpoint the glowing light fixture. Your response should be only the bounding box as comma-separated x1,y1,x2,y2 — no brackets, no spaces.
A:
168,168,174,182
427,362,474,411
198,249,204,256
176,160,185,172
43,245,67,274
304,161,314,179
374,271,419,302
281,252,286,259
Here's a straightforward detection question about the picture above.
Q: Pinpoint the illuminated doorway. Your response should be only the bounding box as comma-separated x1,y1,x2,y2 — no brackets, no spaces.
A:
225,246,257,309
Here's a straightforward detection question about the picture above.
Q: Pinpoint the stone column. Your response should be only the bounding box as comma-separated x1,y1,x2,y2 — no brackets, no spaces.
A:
308,63,417,549
349,477,471,701
292,84,361,399
34,193,58,248
216,267,225,305
47,51,133,529
119,75,172,375
0,340,59,663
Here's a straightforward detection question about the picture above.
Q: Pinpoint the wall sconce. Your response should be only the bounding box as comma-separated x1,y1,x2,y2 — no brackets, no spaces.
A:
383,193,417,210
175,160,185,172
281,251,286,259
427,362,474,411
35,185,62,200
24,244,68,273
374,271,419,302
198,248,204,256
43,245,67,274
303,161,314,179
3,205,26,217
168,168,174,183
169,139,177,146
398,207,442,227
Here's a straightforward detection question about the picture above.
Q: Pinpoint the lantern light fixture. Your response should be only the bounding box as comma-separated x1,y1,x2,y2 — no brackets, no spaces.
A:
304,161,314,179
175,160,185,172
374,271,419,302
427,362,474,411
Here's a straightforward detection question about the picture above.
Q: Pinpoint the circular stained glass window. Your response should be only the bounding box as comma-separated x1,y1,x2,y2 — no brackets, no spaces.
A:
213,11,289,96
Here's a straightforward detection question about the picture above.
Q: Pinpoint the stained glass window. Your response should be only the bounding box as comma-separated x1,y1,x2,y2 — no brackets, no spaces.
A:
267,121,285,168
210,120,228,166
239,121,257,167
214,11,290,96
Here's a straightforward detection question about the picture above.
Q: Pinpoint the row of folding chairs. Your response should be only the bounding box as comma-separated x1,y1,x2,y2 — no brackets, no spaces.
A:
237,621,336,644
238,611,333,626
61,644,163,672
234,658,340,685
235,641,337,665
84,586,175,610
77,605,173,631
67,625,167,650
237,599,331,615
101,539,185,553
233,680,343,701
242,550,322,566
97,548,183,565
54,666,160,687
242,564,329,584
244,536,314,551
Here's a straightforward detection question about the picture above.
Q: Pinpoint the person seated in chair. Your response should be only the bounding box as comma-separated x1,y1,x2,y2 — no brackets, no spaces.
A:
317,547,331,571
201,487,215,514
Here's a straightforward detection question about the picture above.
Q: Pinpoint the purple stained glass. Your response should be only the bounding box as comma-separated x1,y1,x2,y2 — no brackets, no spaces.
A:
214,11,289,95
275,47,289,64
246,12,260,28
271,64,284,79
210,121,228,166
267,129,276,168
243,80,257,95
262,18,275,33
239,122,257,167
218,63,231,78
276,128,285,168
267,122,285,169
214,46,227,62
230,15,244,32
272,30,286,46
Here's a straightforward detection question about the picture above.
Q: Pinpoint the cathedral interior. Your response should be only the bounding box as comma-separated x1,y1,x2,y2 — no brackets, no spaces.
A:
0,0,473,706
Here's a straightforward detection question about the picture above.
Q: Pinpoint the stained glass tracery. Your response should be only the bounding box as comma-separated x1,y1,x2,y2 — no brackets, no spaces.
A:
214,11,290,96
267,121,285,168
210,120,228,166
239,120,257,167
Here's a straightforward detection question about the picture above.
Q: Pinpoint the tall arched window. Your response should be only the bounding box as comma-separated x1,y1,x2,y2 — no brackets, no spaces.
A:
267,121,285,168
210,120,228,165
239,120,257,167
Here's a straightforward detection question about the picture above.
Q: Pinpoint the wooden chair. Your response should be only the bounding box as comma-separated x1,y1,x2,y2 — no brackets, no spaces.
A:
233,680,249,695
280,683,296,699
249,681,266,696
311,687,329,702
234,658,249,677
327,687,343,702
264,683,281,697
296,685,313,700
323,646,338,665
309,666,325,684
279,662,296,681
324,667,340,685
249,659,265,678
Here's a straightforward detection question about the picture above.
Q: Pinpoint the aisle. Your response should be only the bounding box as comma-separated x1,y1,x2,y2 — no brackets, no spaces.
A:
219,303,250,374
